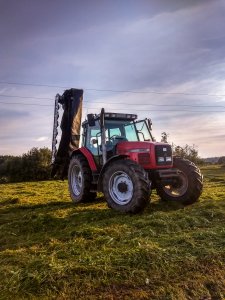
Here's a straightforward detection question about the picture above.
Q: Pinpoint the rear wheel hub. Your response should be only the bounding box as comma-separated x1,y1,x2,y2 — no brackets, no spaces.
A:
71,165,83,196
163,171,188,197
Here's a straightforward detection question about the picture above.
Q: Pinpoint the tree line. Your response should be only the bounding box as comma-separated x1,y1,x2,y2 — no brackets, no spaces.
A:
0,148,51,183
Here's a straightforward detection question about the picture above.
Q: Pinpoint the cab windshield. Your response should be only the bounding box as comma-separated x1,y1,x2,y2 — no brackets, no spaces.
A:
85,119,152,154
105,119,152,142
106,120,138,141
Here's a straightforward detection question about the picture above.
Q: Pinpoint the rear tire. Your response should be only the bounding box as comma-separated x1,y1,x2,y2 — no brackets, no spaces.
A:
68,155,96,203
156,157,203,205
103,159,151,213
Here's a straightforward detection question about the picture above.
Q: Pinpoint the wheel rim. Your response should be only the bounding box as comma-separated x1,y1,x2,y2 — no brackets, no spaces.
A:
109,171,134,205
163,171,188,197
71,164,83,196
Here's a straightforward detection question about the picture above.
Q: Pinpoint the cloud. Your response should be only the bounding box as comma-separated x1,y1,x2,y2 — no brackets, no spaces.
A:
35,136,49,142
0,109,29,120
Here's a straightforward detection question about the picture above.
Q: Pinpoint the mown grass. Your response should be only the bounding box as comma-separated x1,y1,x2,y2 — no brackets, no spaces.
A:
0,165,225,300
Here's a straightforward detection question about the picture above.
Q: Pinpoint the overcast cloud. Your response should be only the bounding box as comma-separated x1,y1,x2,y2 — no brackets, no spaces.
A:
0,0,225,157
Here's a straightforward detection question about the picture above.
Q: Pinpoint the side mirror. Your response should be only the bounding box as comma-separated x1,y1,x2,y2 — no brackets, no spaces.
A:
87,114,95,127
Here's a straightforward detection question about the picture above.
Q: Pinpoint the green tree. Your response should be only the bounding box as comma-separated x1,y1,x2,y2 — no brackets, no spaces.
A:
0,148,52,183
173,144,203,164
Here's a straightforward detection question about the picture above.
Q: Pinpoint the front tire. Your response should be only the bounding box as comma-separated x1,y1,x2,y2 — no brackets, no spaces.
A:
103,159,151,213
156,157,203,205
68,155,96,203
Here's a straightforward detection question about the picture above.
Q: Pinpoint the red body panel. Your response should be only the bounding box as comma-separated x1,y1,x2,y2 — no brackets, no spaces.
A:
79,147,97,171
116,141,173,169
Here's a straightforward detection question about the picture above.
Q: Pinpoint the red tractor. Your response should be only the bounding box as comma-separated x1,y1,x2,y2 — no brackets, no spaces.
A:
52,88,203,213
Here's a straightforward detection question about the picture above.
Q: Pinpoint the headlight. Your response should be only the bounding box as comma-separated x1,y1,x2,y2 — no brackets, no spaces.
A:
158,156,172,162
166,157,172,162
158,157,164,162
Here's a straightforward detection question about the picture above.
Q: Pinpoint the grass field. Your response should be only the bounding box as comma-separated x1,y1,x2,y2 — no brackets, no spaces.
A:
0,165,225,300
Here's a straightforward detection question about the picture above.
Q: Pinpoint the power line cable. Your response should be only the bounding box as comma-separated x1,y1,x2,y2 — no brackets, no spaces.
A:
0,81,69,89
0,94,53,100
0,81,225,97
85,101,225,108
83,107,225,112
87,89,225,97
0,101,225,112
0,101,52,107
1,94,225,108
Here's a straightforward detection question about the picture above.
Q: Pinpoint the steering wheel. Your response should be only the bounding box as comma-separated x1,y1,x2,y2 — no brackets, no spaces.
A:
109,135,121,141
109,135,128,145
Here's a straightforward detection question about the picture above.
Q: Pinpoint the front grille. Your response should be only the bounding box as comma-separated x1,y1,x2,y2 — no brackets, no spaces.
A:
138,153,150,165
155,145,172,166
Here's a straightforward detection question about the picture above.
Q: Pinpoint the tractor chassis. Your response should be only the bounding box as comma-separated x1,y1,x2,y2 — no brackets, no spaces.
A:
152,168,181,187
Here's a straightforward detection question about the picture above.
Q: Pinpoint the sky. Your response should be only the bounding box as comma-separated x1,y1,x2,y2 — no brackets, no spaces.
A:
0,0,225,158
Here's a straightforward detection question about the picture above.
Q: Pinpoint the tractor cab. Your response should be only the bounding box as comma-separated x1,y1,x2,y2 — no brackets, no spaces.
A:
82,110,154,166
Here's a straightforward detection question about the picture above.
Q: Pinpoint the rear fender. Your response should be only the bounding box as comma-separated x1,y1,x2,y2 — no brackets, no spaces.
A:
97,155,128,191
71,147,97,171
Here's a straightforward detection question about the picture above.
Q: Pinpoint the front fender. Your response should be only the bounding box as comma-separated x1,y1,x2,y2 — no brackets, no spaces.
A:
71,147,97,171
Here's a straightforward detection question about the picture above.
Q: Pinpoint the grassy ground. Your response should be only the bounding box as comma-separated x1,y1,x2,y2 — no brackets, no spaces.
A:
0,165,225,300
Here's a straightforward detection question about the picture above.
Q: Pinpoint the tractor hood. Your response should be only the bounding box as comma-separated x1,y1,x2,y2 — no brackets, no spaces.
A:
117,141,169,152
117,141,152,152
116,141,173,169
